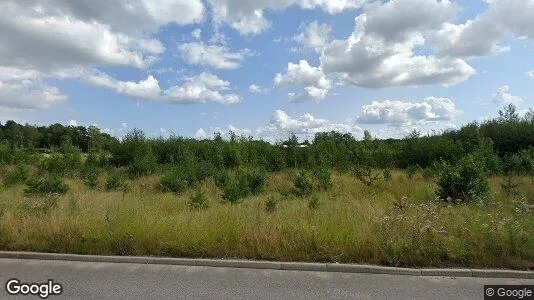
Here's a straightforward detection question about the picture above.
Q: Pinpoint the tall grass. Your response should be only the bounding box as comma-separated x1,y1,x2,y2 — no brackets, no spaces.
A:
0,170,532,269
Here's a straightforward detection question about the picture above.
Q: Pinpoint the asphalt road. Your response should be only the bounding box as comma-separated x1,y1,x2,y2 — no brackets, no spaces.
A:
0,258,532,300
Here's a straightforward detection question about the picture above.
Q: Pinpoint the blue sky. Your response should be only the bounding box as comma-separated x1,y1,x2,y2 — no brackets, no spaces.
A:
0,0,532,141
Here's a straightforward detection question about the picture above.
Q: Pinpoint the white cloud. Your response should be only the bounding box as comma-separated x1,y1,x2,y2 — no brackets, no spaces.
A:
0,0,206,111
164,73,242,105
248,84,269,94
294,21,331,53
195,128,208,139
83,71,241,105
84,71,161,99
178,42,251,69
0,77,67,110
191,29,202,40
69,120,78,127
257,109,363,141
493,85,523,105
209,0,366,35
319,0,475,88
432,0,534,59
274,60,331,101
526,71,534,78
357,97,461,126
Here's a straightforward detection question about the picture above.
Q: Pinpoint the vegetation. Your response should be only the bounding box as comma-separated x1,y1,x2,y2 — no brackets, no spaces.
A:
0,104,533,269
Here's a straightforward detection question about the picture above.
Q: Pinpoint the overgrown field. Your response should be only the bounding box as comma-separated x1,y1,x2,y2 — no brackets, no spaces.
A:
0,169,532,270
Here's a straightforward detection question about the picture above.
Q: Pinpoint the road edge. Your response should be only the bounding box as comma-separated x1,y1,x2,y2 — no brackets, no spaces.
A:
0,251,532,279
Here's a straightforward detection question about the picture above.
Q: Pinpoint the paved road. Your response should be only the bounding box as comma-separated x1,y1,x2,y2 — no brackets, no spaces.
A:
0,258,532,300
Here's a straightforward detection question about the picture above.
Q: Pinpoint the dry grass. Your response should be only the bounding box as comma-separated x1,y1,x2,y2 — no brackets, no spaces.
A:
0,170,532,269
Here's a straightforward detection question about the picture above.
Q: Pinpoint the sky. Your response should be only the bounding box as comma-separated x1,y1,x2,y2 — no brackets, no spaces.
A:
0,0,533,142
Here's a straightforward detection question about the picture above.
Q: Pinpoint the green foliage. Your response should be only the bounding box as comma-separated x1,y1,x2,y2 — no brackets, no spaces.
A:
214,169,230,188
25,175,69,195
3,165,29,187
159,167,188,194
314,167,332,190
422,168,434,180
82,167,100,189
189,191,208,210
105,171,124,191
353,165,382,186
265,196,278,212
244,168,266,195
435,156,489,203
294,170,314,197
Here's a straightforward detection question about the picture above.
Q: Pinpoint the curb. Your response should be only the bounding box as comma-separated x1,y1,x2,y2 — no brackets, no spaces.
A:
0,251,532,279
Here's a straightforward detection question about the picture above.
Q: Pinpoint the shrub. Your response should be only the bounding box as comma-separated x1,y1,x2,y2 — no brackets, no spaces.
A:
435,155,489,203
3,165,29,187
222,181,246,204
189,191,208,210
105,171,124,191
314,167,332,190
159,167,188,194
82,167,100,189
245,168,266,195
308,196,320,210
214,169,230,188
294,170,314,197
352,165,382,186
265,196,278,212
25,175,69,195
127,154,157,178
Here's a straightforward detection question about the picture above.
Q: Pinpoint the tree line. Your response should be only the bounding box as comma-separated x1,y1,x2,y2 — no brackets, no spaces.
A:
1,104,533,176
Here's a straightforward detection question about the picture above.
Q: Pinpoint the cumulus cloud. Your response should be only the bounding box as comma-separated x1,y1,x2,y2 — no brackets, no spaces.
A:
357,97,461,126
164,73,242,105
431,0,534,59
493,85,523,105
294,21,332,52
319,0,475,88
257,109,363,141
274,60,332,101
83,71,241,105
209,0,366,35
248,84,269,94
195,128,208,139
526,71,534,78
178,42,251,69
0,0,205,110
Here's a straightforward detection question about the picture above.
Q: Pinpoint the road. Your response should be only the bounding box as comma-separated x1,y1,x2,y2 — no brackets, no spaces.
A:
0,258,532,299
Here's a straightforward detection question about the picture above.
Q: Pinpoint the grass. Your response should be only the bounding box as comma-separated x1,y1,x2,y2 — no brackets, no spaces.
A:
0,170,532,269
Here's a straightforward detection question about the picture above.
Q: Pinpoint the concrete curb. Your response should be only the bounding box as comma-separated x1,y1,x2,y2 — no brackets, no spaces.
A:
0,251,532,279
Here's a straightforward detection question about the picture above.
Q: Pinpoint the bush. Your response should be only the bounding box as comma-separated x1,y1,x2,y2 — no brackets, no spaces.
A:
127,154,157,178
244,168,266,195
265,196,278,212
159,167,188,194
105,171,124,191
314,167,332,190
82,167,100,189
3,165,29,187
352,165,382,186
222,181,246,204
435,155,489,203
294,170,314,197
214,169,230,188
25,175,69,195
500,175,521,197
189,191,208,210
